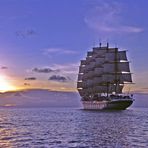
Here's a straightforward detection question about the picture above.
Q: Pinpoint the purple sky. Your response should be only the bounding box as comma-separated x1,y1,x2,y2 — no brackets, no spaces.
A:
0,0,147,92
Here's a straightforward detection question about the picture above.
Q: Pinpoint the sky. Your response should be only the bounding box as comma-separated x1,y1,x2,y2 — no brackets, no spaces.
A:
0,0,148,93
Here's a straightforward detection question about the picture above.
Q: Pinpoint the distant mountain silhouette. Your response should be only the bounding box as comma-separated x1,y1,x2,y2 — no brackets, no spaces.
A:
0,89,147,108
0,89,81,108
132,93,148,108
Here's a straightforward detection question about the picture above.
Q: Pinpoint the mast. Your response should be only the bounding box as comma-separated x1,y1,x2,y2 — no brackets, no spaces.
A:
106,42,109,97
106,82,109,97
115,47,118,94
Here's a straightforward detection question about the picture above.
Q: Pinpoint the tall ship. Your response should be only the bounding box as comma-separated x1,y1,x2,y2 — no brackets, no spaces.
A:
77,43,134,110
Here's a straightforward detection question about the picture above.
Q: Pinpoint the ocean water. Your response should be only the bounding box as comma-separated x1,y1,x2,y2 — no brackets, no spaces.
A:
0,107,148,148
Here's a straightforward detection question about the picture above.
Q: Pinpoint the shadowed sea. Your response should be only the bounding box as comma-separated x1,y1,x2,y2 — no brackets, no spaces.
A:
0,107,148,148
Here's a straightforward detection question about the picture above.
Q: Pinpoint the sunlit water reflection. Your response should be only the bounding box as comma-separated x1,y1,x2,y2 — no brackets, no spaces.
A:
0,107,147,148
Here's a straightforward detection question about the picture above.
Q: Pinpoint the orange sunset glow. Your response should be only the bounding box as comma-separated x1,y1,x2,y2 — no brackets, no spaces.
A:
0,75,16,92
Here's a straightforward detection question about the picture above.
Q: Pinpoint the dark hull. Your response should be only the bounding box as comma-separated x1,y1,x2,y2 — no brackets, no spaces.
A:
104,100,133,110
82,99,133,110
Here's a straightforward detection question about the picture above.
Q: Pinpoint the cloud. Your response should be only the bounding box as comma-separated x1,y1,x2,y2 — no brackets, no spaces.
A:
24,83,30,86
51,63,79,75
16,29,37,38
24,77,37,80
1,66,8,69
32,67,59,73
142,88,148,90
31,63,79,82
84,1,143,34
48,63,79,82
43,48,77,55
32,64,79,75
49,75,71,82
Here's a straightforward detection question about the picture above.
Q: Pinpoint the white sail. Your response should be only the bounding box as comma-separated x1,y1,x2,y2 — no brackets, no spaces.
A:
81,60,86,65
77,44,133,97
118,62,130,72
93,47,116,53
107,48,117,53
78,89,86,96
94,68,103,76
118,51,127,61
93,84,123,94
102,73,132,83
93,48,106,55
94,86,107,93
83,73,87,80
89,61,95,70
84,81,89,88
109,84,123,93
82,88,91,94
95,57,105,65
104,50,127,62
105,52,115,62
87,80,93,87
104,62,130,73
86,57,90,63
87,71,94,78
87,51,93,57
93,77,102,84
79,66,86,73
117,85,124,93
120,73,132,82
77,81,83,88
104,63,115,73
102,74,115,83
78,74,83,81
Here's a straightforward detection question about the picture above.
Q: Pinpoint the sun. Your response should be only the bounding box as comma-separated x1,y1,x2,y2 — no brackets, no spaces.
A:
0,75,16,92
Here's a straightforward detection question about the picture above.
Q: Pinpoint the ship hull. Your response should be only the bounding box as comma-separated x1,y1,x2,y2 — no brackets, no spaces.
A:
82,99,133,110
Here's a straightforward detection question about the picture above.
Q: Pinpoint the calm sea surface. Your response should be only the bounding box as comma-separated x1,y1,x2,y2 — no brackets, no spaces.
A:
0,107,148,148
